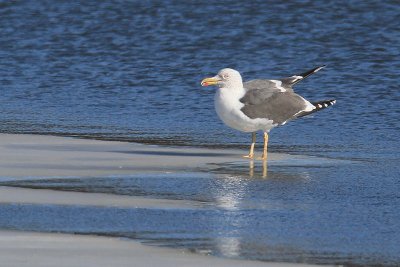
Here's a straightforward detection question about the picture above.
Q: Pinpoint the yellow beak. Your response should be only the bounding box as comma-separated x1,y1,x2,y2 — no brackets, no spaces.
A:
201,76,220,87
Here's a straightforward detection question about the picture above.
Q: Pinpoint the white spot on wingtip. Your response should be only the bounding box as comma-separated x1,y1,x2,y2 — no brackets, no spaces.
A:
324,103,328,107
292,75,303,82
317,104,322,108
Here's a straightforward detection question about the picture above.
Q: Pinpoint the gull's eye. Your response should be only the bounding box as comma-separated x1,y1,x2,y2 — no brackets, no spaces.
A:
222,74,229,80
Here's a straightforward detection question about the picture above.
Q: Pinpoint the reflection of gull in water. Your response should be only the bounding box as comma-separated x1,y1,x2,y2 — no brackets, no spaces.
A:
213,174,248,210
211,174,248,258
213,160,313,181
217,237,241,258
208,168,312,258
249,160,268,178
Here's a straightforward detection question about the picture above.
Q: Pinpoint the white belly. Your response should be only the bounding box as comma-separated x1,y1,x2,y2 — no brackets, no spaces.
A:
214,88,276,133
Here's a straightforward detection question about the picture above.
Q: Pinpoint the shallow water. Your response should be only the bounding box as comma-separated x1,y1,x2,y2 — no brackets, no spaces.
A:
1,158,400,266
0,0,399,266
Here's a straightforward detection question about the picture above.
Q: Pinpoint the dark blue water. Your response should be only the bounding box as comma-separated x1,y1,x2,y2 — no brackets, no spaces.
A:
0,0,399,155
0,0,399,266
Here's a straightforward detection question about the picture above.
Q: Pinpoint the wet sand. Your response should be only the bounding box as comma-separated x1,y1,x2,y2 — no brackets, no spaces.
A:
0,230,324,267
0,134,333,266
0,133,327,179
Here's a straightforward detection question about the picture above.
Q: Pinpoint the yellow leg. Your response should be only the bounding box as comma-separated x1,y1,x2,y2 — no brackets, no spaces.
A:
243,132,256,159
260,132,269,161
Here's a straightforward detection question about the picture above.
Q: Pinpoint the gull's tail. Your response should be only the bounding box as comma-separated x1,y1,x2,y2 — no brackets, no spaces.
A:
297,99,336,118
282,65,326,86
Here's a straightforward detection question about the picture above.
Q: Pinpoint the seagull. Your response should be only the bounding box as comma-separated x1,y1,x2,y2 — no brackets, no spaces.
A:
201,66,336,160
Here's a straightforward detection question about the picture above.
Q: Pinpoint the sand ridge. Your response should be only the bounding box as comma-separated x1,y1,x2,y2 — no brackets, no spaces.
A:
0,134,336,267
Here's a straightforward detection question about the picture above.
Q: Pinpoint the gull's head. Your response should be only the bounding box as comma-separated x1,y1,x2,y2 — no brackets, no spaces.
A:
201,68,243,88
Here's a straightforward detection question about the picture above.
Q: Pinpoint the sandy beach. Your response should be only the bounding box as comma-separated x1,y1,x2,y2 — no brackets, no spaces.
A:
0,230,322,267
0,134,333,267
0,133,321,179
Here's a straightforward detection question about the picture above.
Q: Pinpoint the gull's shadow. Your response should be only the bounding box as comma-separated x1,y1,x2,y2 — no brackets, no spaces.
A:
209,160,312,180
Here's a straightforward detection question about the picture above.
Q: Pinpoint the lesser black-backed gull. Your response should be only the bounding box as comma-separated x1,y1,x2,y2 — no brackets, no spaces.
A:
201,66,336,160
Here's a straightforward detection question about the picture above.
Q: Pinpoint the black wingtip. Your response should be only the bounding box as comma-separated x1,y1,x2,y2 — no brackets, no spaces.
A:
312,99,336,110
315,65,327,72
296,99,336,118
307,65,327,75
288,65,327,86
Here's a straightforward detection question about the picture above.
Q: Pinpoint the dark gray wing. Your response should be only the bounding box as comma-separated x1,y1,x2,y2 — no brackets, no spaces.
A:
240,66,326,124
240,89,310,125
243,79,293,93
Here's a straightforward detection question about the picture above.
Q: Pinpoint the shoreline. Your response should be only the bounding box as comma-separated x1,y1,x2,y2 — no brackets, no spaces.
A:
0,133,335,180
0,230,323,267
0,133,336,266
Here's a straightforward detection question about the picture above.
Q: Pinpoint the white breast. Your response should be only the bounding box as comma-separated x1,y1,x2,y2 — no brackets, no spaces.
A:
214,87,276,133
